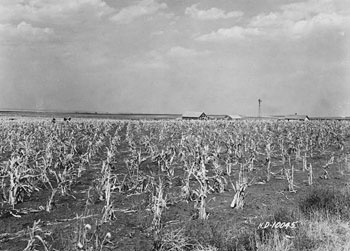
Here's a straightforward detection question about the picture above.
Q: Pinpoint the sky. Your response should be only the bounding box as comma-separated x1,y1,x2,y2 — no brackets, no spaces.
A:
0,0,349,116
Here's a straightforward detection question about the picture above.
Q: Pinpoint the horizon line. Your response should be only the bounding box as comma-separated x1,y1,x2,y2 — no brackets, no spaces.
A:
0,108,348,118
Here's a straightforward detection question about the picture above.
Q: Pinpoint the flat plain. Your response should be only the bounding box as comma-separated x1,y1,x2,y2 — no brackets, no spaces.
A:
1,115,350,251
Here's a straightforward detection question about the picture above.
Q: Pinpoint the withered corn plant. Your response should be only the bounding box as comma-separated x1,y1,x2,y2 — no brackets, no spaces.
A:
3,155,39,208
285,165,296,193
265,142,272,182
23,220,49,251
193,155,209,220
306,163,313,185
181,159,195,201
231,163,248,209
302,153,307,172
100,161,116,223
230,182,247,210
151,178,168,249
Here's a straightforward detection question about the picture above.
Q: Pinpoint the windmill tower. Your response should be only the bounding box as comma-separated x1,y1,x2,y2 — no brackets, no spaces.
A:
258,99,262,118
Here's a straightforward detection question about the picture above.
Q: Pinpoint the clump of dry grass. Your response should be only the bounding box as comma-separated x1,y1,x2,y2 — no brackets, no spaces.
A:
256,186,350,251
255,231,293,251
298,185,350,221
158,225,219,251
158,227,195,251
293,212,350,251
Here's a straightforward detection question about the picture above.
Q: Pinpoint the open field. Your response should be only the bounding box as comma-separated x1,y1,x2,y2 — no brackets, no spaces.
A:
0,111,181,121
1,116,350,250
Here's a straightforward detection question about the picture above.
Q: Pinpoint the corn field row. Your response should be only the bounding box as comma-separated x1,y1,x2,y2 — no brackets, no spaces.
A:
0,118,350,249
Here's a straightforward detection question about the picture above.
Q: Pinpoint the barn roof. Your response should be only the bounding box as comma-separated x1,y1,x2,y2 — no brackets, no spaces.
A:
182,111,206,118
226,114,242,119
282,115,310,120
208,114,226,119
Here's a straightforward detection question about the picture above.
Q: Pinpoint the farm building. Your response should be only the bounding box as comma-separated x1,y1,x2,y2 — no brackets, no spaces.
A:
243,116,278,120
281,114,310,121
182,111,207,120
225,115,242,120
207,114,243,120
208,114,226,120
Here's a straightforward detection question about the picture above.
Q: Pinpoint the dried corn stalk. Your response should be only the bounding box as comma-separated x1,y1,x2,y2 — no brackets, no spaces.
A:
230,182,247,209
306,163,313,185
285,165,296,193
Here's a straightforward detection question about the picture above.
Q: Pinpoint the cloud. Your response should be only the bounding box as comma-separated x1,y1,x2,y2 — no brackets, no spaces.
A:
280,0,335,20
167,46,210,57
0,21,54,42
291,13,347,37
110,0,167,24
0,0,114,23
185,4,243,20
124,46,210,70
248,0,349,39
151,30,164,36
196,26,261,41
194,0,349,42
0,0,115,46
249,12,283,28
125,50,169,70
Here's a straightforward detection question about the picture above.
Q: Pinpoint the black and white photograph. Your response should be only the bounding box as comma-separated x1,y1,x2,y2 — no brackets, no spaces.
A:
0,0,350,250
